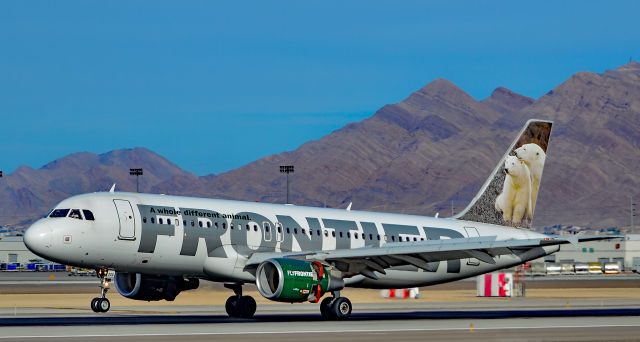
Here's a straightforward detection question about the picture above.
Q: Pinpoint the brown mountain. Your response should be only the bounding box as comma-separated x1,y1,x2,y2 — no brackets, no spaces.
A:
3,62,639,230
0,148,196,228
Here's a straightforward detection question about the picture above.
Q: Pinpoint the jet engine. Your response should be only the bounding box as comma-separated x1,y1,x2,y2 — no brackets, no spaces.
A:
114,272,199,301
255,258,344,303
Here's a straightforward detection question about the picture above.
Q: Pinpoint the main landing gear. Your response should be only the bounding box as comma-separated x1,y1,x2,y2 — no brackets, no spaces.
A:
91,268,112,313
319,291,352,320
224,283,257,318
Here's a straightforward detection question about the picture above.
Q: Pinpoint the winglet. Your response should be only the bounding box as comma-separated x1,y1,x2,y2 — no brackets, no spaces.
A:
109,183,116,193
346,202,352,211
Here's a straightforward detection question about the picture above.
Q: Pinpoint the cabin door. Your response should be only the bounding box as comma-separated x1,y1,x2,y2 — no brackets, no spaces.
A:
114,199,136,240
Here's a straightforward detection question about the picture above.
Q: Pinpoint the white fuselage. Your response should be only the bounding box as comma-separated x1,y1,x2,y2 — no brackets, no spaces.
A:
25,191,557,288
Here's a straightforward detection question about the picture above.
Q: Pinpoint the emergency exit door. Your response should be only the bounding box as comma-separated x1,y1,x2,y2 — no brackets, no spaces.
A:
114,199,136,240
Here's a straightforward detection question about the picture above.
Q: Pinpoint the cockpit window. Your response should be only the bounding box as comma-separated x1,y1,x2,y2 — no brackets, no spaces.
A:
83,210,95,221
49,209,70,218
69,209,83,220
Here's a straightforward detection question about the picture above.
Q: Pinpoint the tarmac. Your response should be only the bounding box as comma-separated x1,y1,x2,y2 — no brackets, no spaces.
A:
0,273,639,341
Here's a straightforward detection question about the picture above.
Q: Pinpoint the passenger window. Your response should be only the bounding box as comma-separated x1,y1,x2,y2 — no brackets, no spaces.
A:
317,230,321,236
49,209,70,218
302,229,306,235
332,231,336,238
294,228,298,234
167,219,171,226
347,232,350,238
199,221,203,227
175,219,180,226
207,222,211,228
277,226,282,233
377,234,380,240
324,230,328,237
339,232,343,238
246,224,250,231
265,226,269,233
286,228,290,234
355,233,359,239
254,225,258,232
391,236,395,242
183,220,187,226
230,223,234,230
369,234,373,240
69,209,83,220
143,217,147,223
151,217,155,224
215,222,219,228
413,237,417,242
223,223,227,229
159,218,164,224
191,220,195,227
82,210,95,221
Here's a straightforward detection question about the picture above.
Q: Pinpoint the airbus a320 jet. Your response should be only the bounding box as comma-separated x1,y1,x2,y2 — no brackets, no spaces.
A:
24,120,612,319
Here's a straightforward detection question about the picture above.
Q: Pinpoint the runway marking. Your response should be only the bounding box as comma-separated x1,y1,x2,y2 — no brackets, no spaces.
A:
2,324,640,339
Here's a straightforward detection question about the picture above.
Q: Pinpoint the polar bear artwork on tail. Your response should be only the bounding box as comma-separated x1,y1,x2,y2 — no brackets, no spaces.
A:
457,120,551,229
514,143,546,215
495,155,532,224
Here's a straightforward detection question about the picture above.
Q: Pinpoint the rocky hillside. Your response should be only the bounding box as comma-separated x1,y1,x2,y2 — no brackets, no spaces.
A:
2,62,639,230
0,148,196,228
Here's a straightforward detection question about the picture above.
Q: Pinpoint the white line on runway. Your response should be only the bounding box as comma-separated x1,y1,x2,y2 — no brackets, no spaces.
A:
2,324,640,339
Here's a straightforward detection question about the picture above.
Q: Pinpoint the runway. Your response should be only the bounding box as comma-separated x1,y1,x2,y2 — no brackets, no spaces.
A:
0,311,639,341
1,302,640,341
1,275,639,341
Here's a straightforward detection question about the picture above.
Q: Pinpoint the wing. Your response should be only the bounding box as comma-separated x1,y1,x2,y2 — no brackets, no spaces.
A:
245,235,621,280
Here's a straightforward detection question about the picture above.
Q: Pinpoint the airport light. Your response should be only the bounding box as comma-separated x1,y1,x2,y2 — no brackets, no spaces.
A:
632,195,637,234
279,165,294,204
129,168,143,193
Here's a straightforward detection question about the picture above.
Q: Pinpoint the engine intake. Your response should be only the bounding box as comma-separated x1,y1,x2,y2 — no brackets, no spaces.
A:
256,258,343,303
114,273,199,301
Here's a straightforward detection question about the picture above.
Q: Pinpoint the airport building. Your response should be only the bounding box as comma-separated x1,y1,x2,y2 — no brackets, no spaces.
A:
539,235,640,270
0,236,41,265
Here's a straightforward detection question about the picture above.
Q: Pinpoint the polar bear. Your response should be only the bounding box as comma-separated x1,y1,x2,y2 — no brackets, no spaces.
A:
514,143,546,214
495,155,532,225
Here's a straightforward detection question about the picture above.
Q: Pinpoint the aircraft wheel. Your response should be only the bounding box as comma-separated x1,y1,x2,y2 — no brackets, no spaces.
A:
225,296,240,317
90,297,100,313
331,297,352,320
319,297,334,319
239,296,257,318
97,298,110,313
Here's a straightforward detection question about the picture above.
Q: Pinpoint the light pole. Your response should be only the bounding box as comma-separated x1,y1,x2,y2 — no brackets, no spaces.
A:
279,165,294,204
632,195,636,234
129,168,143,193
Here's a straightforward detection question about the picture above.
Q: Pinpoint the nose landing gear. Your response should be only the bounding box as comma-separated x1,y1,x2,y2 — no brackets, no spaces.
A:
91,268,113,313
224,283,257,318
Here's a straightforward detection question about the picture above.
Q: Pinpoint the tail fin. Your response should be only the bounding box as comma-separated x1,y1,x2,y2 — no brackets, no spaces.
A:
455,119,553,228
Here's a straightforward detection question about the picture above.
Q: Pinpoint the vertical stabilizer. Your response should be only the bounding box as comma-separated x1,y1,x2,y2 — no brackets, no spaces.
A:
455,120,552,228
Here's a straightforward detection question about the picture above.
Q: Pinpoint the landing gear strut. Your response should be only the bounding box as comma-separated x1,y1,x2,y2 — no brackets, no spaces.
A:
91,268,112,313
319,291,352,320
224,283,257,318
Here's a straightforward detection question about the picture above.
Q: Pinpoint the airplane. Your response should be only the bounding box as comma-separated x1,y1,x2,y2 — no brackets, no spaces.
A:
23,119,615,320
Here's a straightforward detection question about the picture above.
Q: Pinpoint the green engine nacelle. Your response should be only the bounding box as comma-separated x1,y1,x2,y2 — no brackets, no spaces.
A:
255,258,344,303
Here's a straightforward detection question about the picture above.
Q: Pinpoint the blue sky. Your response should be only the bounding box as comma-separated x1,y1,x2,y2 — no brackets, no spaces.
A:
1,1,638,175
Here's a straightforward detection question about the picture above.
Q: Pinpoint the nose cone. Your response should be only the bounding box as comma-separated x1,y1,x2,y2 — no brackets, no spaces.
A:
24,220,53,259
